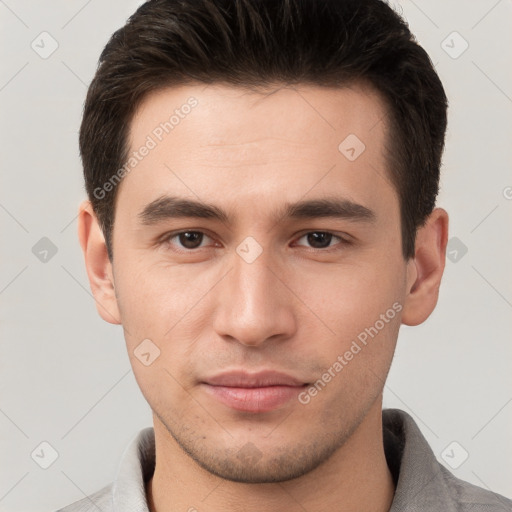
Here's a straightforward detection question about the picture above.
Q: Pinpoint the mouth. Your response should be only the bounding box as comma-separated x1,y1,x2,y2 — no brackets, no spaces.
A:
200,370,309,413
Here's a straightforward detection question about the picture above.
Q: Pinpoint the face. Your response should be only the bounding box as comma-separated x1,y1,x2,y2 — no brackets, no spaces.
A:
105,83,411,482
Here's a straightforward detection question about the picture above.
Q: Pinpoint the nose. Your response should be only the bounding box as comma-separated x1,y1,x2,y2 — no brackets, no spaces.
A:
212,245,297,348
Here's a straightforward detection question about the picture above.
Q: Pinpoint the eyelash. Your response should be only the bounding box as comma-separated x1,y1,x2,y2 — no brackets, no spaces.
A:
159,230,351,253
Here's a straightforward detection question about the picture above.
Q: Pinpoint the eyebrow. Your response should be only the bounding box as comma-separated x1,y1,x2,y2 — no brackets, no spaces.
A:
138,195,376,225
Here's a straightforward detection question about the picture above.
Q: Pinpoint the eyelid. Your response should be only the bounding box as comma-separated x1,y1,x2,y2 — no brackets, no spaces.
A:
159,228,352,253
159,229,217,251
292,231,352,250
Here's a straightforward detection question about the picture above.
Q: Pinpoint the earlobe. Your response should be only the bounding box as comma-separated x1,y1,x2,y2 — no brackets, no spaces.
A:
77,200,121,325
401,208,449,326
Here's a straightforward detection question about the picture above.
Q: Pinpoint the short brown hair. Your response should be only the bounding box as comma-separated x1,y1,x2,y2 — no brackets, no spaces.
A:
80,0,448,260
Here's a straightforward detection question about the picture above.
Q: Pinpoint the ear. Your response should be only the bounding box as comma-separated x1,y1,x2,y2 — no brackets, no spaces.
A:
77,200,121,324
401,208,449,326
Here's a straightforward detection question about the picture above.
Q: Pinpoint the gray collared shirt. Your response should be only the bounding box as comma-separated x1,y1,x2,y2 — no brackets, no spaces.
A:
56,409,512,511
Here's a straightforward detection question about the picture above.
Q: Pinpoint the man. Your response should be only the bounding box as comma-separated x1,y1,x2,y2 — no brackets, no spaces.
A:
59,0,511,511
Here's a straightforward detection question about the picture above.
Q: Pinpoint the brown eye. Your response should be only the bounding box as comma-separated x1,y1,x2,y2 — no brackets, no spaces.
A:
177,231,204,249
307,232,333,249
295,231,343,250
163,231,213,251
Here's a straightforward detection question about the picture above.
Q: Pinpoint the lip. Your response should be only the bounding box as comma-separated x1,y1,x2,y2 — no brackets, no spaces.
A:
201,370,308,413
203,370,306,388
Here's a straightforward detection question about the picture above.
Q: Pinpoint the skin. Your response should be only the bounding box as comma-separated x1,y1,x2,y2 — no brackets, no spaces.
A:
78,82,448,512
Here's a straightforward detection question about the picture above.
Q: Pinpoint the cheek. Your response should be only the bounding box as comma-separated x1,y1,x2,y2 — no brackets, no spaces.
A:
113,261,218,392
297,275,402,426
294,256,404,333
114,259,211,334
287,256,404,395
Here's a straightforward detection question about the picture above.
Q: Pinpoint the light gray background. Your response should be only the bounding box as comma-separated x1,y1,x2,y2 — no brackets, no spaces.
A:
1,1,511,511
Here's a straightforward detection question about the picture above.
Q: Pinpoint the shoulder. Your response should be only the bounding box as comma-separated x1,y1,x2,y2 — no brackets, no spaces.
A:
440,466,512,511
55,483,113,512
383,409,512,511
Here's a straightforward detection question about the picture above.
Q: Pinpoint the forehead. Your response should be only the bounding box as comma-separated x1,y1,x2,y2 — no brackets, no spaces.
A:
129,81,388,150
119,82,395,221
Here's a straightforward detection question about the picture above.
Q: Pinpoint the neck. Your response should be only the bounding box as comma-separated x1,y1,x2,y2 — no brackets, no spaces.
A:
146,400,394,512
